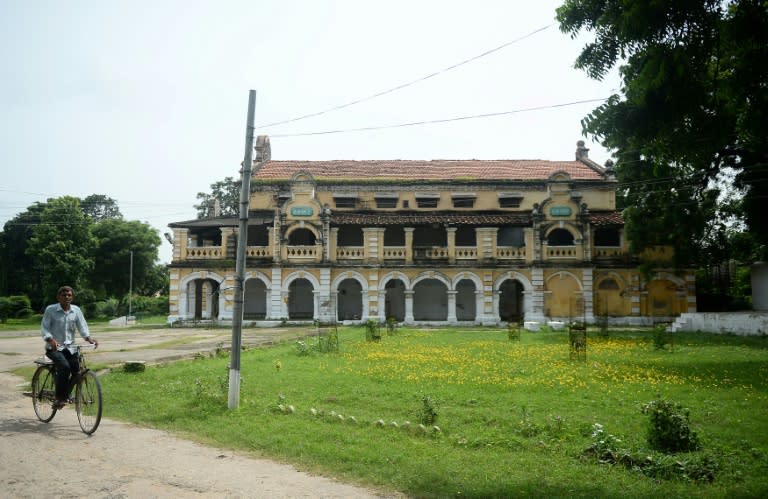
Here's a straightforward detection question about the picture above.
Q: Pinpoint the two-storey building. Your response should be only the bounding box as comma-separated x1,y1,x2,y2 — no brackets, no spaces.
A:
166,138,696,326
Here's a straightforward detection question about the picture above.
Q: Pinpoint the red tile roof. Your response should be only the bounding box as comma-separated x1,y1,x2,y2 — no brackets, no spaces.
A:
254,159,606,182
589,211,624,226
331,212,531,225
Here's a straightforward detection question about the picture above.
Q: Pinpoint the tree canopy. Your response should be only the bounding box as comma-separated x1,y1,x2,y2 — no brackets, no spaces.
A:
195,176,240,218
0,194,164,310
557,0,768,265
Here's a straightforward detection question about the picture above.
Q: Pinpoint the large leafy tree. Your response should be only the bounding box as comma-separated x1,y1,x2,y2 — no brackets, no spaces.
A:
557,0,768,265
81,194,122,221
90,219,162,298
0,202,47,303
195,176,240,218
26,196,97,305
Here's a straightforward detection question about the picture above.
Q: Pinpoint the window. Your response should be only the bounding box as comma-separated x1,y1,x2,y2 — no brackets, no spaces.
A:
375,194,398,208
333,194,357,209
499,192,523,208
451,193,476,208
415,193,440,208
594,228,621,246
498,227,524,246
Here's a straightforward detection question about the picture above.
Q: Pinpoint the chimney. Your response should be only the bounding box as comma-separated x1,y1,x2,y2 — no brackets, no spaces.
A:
575,140,590,160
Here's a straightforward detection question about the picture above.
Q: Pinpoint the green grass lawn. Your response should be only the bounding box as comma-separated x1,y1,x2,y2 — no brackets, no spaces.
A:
100,327,768,498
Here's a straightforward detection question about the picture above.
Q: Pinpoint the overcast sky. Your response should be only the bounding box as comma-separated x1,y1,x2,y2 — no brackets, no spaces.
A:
0,0,619,263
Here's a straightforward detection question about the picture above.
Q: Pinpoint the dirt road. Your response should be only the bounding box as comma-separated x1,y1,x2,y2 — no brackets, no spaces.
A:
0,327,398,498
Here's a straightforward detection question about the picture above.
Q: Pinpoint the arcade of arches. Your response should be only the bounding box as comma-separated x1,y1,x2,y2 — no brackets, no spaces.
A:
177,270,691,325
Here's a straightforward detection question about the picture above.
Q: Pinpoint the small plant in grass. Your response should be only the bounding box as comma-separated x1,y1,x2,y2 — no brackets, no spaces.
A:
597,314,609,338
364,319,381,342
295,340,311,356
273,393,295,414
415,394,440,426
515,405,542,438
642,397,701,453
652,323,673,350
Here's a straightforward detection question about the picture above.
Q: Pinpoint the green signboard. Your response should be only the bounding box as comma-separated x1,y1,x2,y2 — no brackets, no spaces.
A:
290,206,313,217
550,206,572,217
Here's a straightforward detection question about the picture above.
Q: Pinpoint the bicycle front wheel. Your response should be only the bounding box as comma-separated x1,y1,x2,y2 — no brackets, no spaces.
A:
75,371,102,434
32,365,57,423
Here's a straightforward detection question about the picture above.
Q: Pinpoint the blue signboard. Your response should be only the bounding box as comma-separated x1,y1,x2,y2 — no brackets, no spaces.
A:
290,206,313,217
550,206,572,217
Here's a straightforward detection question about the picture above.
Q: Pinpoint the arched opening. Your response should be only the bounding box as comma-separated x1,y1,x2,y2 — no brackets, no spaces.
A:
547,228,575,246
499,279,524,322
385,279,406,321
455,279,476,321
337,278,363,320
288,278,314,319
288,228,316,245
413,279,448,321
594,278,625,316
244,279,268,319
190,278,219,320
545,273,582,319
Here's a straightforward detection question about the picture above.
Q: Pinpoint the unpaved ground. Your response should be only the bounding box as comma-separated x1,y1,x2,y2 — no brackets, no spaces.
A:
0,327,399,498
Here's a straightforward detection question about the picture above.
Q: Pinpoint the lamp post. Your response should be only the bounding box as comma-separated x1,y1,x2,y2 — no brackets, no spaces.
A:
129,250,133,320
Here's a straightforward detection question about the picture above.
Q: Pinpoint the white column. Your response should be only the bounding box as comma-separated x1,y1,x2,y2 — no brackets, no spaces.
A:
269,267,283,319
404,290,414,323
447,290,458,323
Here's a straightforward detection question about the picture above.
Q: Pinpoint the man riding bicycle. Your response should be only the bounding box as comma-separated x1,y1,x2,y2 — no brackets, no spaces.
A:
41,286,98,409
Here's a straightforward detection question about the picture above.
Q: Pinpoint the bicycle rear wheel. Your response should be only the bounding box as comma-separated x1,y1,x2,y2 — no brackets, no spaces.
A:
32,365,57,423
75,371,102,434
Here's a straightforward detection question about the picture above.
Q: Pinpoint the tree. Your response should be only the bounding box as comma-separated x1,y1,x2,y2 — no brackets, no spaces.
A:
90,219,162,298
557,0,768,264
81,194,122,221
0,202,47,302
26,196,96,304
195,176,240,218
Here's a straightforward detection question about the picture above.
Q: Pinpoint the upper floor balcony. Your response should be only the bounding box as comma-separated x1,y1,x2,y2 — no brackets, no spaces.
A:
171,224,627,266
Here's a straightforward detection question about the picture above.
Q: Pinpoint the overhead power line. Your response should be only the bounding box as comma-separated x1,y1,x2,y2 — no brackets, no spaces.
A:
256,24,553,130
271,97,610,137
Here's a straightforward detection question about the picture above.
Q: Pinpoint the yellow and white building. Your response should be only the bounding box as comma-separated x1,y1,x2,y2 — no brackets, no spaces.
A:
166,138,696,326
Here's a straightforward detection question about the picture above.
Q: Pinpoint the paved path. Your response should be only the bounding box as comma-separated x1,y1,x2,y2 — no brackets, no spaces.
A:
0,326,399,498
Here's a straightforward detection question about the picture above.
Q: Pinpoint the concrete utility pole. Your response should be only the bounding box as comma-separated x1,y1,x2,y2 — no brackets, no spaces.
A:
228,90,256,409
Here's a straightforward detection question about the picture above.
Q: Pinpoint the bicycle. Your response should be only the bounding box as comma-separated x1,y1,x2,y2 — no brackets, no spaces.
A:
31,343,103,435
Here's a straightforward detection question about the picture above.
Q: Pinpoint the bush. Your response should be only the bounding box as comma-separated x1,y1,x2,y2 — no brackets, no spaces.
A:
0,295,33,322
93,298,120,319
127,295,169,316
642,398,701,453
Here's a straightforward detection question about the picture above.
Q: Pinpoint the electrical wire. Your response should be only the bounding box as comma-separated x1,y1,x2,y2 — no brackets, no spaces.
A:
271,97,610,137
256,24,553,129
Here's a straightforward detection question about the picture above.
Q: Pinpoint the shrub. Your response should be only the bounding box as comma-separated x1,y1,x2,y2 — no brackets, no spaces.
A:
415,394,440,426
0,295,33,322
642,398,701,453
652,324,672,350
127,295,169,316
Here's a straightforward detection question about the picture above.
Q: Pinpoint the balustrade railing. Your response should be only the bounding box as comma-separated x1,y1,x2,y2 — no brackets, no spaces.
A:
186,246,223,259
246,246,272,258
382,246,406,260
337,246,364,260
286,245,318,259
594,247,624,258
413,246,449,259
496,246,526,260
455,247,477,260
546,246,577,258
